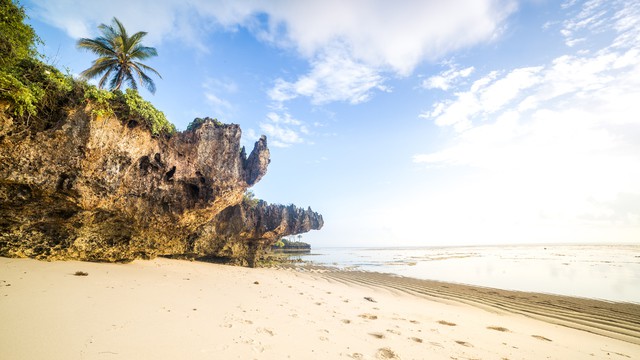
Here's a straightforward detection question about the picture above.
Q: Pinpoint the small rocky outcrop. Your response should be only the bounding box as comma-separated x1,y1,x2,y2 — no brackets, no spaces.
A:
194,201,323,267
0,106,322,264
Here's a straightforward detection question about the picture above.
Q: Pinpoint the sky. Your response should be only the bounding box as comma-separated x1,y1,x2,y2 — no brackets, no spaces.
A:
20,0,640,247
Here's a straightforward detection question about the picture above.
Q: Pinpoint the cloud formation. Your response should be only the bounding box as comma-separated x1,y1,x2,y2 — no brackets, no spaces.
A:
268,46,388,105
255,112,308,148
415,0,640,226
30,0,516,105
421,65,475,91
202,77,237,119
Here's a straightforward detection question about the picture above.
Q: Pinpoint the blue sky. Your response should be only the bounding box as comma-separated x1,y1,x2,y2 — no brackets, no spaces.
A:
21,0,640,247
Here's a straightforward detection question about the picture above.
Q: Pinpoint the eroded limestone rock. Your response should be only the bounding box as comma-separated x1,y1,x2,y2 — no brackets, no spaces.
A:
0,107,322,263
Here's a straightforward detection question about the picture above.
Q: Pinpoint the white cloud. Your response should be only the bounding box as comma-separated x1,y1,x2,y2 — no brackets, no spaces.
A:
253,0,516,75
266,112,300,125
560,0,612,47
202,78,237,119
422,65,475,91
269,46,388,105
204,93,231,110
256,112,307,148
31,0,517,106
419,66,543,131
415,0,640,229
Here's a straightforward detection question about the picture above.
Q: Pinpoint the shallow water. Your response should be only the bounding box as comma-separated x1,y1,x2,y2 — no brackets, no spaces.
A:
299,244,640,303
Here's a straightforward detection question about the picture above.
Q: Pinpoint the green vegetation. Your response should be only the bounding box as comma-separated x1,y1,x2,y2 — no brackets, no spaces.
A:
0,0,72,121
0,1,175,137
0,59,72,118
0,0,39,67
120,88,174,135
81,86,175,136
275,238,311,250
186,117,223,131
77,17,161,94
242,190,260,208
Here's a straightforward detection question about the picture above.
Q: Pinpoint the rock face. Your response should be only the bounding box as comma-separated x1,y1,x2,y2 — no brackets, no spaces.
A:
194,201,324,267
0,106,323,264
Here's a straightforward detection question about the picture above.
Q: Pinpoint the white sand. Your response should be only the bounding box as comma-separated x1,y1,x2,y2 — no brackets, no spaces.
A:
1,257,638,359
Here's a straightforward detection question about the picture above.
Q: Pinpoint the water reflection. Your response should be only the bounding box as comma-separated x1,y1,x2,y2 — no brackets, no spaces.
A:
301,245,640,303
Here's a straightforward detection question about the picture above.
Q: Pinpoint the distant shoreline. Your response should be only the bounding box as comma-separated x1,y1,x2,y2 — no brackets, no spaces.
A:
295,244,640,303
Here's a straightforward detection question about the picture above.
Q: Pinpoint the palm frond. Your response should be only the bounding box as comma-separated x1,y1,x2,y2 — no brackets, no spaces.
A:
110,67,125,91
127,31,149,50
130,62,157,94
124,68,137,91
133,61,162,78
98,67,115,89
129,45,158,60
112,18,130,51
77,37,116,56
79,58,117,79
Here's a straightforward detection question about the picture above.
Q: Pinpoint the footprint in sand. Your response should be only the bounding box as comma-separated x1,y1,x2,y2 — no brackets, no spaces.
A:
487,326,510,332
410,337,423,343
437,320,456,326
369,332,385,339
376,347,400,359
359,313,378,320
341,319,352,324
603,351,631,358
455,340,473,347
256,327,274,336
386,329,401,335
348,353,364,359
531,335,552,342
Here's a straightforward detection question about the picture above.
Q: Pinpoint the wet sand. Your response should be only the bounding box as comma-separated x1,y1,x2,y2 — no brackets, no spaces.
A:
322,270,640,346
1,257,638,359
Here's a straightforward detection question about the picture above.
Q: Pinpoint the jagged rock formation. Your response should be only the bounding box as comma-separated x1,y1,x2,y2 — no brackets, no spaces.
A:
195,201,322,266
0,106,323,265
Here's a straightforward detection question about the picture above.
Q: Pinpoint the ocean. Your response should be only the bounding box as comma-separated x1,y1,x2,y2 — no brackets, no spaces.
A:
296,244,640,304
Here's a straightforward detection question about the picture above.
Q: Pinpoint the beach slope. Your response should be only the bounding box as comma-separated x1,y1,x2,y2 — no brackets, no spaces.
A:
1,257,638,359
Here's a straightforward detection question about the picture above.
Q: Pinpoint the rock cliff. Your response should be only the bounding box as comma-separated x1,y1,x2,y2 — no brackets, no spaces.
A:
194,201,323,267
0,106,323,265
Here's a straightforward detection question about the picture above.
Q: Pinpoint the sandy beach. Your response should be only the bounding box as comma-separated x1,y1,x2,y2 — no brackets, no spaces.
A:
1,257,639,360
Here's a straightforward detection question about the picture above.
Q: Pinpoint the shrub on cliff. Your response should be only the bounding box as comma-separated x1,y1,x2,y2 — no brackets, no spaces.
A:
187,117,223,131
0,0,39,68
242,190,260,208
0,0,73,120
120,88,175,136
82,86,175,136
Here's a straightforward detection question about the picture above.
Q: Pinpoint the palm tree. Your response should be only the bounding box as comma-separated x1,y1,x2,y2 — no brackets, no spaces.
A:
77,17,161,94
